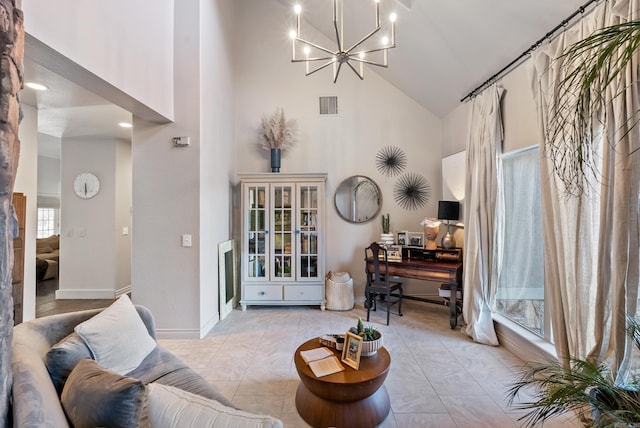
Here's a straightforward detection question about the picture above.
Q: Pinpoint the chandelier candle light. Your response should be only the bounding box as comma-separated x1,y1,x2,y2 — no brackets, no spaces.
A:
290,0,397,82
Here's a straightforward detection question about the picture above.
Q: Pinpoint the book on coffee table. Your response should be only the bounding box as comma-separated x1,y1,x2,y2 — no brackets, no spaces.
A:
300,346,333,364
308,355,345,378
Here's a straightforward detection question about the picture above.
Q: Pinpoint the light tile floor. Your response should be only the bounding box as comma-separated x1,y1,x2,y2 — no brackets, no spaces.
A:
159,301,583,428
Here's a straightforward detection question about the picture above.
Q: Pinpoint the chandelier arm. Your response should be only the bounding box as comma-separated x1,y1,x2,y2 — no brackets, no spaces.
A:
292,55,336,63
349,56,387,67
332,0,343,51
295,38,337,57
332,19,342,52
345,27,381,54
333,61,344,83
305,60,336,77
345,61,365,80
357,60,389,68
357,44,396,55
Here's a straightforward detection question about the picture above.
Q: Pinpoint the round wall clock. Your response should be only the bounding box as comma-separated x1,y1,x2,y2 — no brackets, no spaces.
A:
73,172,100,199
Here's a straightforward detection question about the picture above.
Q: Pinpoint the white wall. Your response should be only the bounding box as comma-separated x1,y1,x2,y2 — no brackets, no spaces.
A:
442,103,469,157
132,0,206,338
115,140,132,294
21,0,174,121
37,153,60,204
199,0,236,335
232,0,442,299
15,104,39,321
58,137,131,298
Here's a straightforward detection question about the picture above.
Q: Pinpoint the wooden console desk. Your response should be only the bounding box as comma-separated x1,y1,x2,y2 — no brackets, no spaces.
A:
365,258,463,329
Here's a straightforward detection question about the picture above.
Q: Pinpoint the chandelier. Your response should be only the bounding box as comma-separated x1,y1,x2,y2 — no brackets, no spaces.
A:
289,0,397,82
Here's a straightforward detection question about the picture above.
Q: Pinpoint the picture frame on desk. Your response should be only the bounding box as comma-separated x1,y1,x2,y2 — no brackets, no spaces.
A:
406,232,425,248
387,245,402,262
397,231,407,246
366,246,400,262
342,332,363,370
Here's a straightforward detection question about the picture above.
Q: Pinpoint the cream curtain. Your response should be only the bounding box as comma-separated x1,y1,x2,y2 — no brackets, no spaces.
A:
463,84,504,346
530,0,640,374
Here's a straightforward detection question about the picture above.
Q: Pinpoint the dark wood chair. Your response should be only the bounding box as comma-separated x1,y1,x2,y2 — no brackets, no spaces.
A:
364,242,403,325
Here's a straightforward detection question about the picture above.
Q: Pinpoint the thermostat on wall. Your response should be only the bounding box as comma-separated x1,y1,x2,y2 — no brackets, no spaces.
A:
172,136,190,147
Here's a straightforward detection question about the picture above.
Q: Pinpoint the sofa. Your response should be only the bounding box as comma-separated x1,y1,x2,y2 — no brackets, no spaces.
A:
12,295,283,427
36,234,59,280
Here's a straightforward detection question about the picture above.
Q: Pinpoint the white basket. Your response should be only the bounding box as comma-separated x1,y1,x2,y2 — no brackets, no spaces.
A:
325,271,354,311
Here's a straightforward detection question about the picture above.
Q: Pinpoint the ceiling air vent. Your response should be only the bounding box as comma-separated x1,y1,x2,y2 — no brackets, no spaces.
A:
319,96,338,115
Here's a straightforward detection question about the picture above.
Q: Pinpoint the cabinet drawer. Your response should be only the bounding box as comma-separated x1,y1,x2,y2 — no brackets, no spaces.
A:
244,285,283,301
284,285,323,301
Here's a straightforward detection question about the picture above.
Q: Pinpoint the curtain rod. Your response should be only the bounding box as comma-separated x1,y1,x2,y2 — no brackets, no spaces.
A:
460,0,600,103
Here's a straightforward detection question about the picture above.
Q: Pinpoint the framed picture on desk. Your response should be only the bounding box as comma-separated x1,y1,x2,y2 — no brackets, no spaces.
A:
387,245,402,262
397,231,407,246
342,332,363,370
406,232,424,248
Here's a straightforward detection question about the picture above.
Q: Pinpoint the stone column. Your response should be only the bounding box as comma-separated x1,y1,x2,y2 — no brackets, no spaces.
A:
0,0,23,424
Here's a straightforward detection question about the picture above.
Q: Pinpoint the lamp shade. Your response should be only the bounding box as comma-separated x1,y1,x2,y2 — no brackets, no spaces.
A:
438,201,460,221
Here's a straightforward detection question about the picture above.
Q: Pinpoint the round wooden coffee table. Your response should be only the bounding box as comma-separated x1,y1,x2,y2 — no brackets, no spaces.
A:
294,337,391,428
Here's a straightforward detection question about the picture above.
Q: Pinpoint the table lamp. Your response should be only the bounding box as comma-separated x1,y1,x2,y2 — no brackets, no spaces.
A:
438,201,460,249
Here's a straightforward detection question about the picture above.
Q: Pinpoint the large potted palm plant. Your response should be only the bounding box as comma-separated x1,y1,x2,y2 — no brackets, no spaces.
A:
507,317,640,427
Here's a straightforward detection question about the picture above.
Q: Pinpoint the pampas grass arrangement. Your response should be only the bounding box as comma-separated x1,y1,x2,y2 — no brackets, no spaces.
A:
259,107,298,151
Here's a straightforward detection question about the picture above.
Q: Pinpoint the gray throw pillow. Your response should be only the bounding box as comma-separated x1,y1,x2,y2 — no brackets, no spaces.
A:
61,359,149,428
45,332,93,395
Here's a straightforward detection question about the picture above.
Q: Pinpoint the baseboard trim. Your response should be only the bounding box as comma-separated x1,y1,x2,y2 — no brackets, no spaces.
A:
199,314,219,338
55,289,115,299
156,329,202,340
115,285,132,297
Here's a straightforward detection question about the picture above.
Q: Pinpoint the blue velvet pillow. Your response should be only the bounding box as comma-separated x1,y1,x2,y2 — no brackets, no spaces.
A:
45,332,93,395
61,359,149,428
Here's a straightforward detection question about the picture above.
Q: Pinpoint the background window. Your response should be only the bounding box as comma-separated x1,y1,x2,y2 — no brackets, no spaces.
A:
495,148,547,338
37,207,58,238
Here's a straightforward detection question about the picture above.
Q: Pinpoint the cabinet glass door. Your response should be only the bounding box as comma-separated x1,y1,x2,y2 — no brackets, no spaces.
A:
245,184,268,280
298,184,320,280
271,185,294,280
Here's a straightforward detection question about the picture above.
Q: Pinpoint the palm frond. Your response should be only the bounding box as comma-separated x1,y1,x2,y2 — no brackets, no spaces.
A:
546,21,640,196
507,316,640,428
507,317,640,427
507,358,609,427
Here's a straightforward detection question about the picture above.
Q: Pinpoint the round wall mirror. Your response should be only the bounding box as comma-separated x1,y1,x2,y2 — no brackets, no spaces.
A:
334,175,382,223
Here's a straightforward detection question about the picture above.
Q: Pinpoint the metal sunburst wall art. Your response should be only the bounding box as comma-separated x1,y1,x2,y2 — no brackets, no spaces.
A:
394,173,431,211
376,146,407,177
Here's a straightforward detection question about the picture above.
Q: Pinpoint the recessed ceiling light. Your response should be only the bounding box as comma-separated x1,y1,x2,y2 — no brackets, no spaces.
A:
25,82,48,91
118,122,132,128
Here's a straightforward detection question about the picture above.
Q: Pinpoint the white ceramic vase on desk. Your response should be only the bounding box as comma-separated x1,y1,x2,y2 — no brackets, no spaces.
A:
380,233,394,246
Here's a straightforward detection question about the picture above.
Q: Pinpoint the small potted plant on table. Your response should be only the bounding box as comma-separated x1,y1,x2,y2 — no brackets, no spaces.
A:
350,317,383,357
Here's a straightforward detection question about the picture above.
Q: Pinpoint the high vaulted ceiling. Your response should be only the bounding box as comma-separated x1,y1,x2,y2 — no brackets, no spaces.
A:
22,0,593,147
291,0,592,116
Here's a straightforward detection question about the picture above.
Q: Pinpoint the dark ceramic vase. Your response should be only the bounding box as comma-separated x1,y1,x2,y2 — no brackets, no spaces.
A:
270,148,281,173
